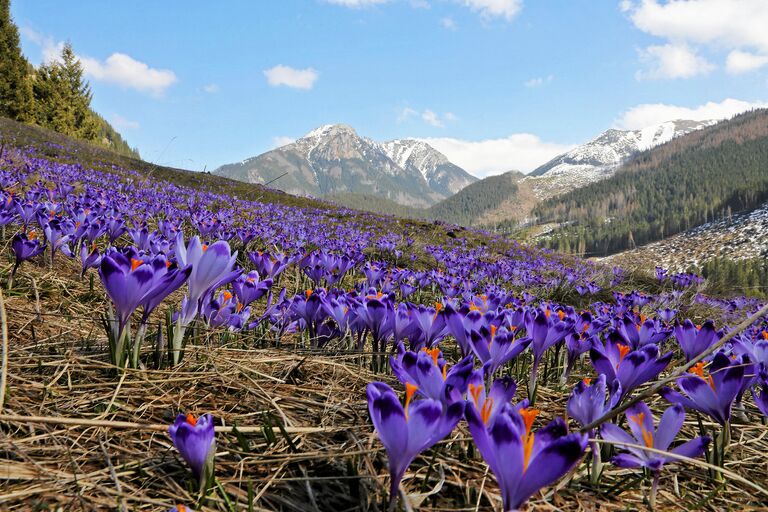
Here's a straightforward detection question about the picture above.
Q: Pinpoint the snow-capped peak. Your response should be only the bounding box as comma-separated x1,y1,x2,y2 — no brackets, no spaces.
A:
524,118,717,199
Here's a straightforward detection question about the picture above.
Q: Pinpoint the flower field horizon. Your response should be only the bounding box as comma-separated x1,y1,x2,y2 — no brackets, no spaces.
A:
2,119,768,511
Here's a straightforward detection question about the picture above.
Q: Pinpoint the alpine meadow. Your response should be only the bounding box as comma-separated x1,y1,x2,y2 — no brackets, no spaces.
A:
3,1,768,511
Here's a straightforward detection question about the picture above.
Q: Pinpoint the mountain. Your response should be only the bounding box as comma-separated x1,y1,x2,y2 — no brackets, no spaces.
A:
532,109,768,256
380,139,477,198
427,171,527,227
213,125,476,208
524,119,716,199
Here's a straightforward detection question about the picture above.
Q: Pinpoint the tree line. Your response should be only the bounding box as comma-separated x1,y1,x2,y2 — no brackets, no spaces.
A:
0,0,138,157
532,109,768,256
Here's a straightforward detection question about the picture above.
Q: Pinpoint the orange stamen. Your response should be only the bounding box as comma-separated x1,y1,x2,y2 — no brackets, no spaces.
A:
617,344,630,368
185,413,197,426
480,397,494,425
690,362,715,390
490,324,497,343
404,383,418,421
236,302,244,313
468,383,483,409
305,289,313,297
762,331,768,340
582,377,592,385
130,258,143,272
222,291,233,303
558,310,566,321
442,364,447,381
202,244,208,252
519,407,540,472
422,347,440,367
629,412,654,448
28,230,37,240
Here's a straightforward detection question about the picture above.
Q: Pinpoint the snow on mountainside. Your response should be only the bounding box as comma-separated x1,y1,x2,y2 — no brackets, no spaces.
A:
604,201,768,272
381,139,477,197
214,125,476,208
525,119,717,199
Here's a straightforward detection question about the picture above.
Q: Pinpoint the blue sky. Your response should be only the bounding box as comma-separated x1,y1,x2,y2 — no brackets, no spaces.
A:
12,0,768,177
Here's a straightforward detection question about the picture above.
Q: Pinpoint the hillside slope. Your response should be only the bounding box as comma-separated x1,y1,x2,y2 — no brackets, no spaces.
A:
533,109,768,256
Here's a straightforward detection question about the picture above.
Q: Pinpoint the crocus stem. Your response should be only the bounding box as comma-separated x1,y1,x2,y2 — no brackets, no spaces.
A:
589,439,602,486
650,470,660,510
528,361,539,405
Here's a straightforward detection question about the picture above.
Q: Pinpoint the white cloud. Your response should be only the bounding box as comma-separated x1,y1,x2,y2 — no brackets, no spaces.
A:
78,53,177,96
263,65,319,90
625,0,768,53
324,0,388,6
460,0,523,21
202,83,220,93
420,133,574,177
110,114,139,130
272,136,296,148
635,43,714,80
624,0,768,77
440,17,457,30
20,28,177,96
725,50,768,74
524,74,554,87
615,98,768,129
444,112,458,122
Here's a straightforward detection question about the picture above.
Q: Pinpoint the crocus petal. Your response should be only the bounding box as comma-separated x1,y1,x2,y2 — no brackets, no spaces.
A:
654,404,685,451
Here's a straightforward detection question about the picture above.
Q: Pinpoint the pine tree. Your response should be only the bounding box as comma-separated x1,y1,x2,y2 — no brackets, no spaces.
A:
0,0,34,121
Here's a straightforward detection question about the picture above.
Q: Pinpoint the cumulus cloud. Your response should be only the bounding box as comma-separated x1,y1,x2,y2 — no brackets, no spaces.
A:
263,65,319,90
635,43,714,80
524,74,554,87
615,98,768,129
460,0,523,21
79,53,177,96
20,28,177,96
202,83,220,93
272,136,296,148
725,50,768,74
110,114,139,130
624,0,768,77
625,0,768,53
420,134,574,177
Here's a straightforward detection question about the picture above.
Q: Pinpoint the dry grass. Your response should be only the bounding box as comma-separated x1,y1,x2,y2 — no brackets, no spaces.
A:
1,253,768,511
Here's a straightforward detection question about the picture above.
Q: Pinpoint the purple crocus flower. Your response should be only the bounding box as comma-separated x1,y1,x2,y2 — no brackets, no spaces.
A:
366,382,464,506
601,402,710,471
566,375,621,432
168,506,194,512
466,403,587,512
674,320,720,362
231,271,273,307
466,372,520,428
590,337,672,399
168,413,216,488
660,353,747,425
525,309,573,402
99,249,158,331
390,342,474,404
79,242,102,277
468,324,531,376
9,232,47,287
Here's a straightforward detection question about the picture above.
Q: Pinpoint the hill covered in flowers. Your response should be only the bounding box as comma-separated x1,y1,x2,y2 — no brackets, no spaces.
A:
2,117,768,511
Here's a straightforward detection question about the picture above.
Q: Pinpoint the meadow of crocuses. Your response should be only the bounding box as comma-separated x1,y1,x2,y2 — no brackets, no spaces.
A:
2,140,768,511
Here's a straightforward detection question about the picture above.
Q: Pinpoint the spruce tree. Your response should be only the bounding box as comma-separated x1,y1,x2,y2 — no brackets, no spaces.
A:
0,0,34,121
